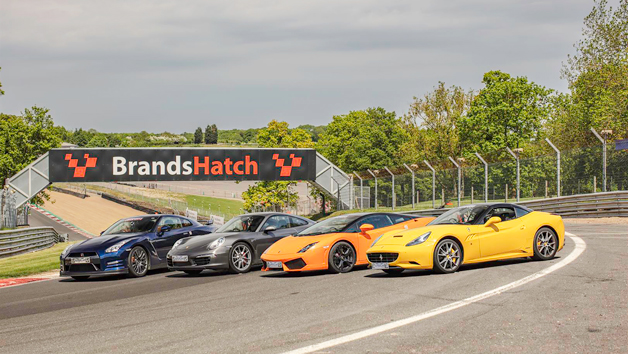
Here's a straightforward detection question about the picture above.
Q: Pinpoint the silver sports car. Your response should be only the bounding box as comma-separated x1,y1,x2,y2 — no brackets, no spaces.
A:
167,212,315,274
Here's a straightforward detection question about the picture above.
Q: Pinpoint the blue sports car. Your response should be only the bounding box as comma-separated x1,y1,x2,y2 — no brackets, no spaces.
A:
60,214,217,280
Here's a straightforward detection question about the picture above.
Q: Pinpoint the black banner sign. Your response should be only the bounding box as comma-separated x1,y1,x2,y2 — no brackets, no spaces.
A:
49,148,317,182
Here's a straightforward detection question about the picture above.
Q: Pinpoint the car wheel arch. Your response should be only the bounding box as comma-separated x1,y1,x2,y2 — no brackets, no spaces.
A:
129,244,152,271
435,236,465,264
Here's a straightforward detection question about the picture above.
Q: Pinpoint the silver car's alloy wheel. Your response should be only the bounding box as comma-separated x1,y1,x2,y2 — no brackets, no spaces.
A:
436,240,461,272
231,244,251,272
130,247,148,276
536,230,556,258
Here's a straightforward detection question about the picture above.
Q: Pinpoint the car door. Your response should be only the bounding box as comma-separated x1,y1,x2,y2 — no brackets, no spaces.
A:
152,216,186,259
477,206,526,258
347,214,394,263
255,215,297,256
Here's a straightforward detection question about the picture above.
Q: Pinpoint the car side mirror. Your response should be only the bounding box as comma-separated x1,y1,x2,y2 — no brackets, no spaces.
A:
205,219,213,225
264,226,277,233
100,231,104,236
484,216,501,227
158,225,171,236
359,224,375,235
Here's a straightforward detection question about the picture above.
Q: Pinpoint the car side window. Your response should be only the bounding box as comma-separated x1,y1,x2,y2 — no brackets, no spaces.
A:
289,217,309,227
515,207,530,218
180,218,193,228
158,216,182,230
484,207,517,223
262,215,291,230
389,214,412,224
347,215,393,232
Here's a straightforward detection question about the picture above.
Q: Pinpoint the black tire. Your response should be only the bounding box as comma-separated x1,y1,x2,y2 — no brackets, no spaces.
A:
532,227,558,261
71,276,89,281
328,241,356,273
228,242,253,274
433,238,462,274
184,270,203,275
382,268,404,275
127,246,149,278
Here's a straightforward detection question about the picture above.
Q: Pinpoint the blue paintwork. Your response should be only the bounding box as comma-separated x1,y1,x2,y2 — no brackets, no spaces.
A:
60,215,217,278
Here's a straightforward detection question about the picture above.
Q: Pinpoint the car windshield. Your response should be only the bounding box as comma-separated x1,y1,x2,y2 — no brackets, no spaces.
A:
216,215,265,233
428,205,489,225
297,214,362,236
103,216,159,235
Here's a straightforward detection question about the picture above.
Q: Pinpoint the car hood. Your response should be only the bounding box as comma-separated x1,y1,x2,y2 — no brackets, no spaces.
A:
264,234,339,254
171,232,242,252
70,232,145,252
374,225,464,246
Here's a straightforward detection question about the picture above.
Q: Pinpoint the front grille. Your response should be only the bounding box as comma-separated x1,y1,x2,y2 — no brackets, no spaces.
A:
194,257,211,266
285,258,306,270
367,253,399,263
68,252,97,257
68,264,98,272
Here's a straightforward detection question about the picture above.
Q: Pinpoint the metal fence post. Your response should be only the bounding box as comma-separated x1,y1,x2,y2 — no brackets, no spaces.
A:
545,138,561,197
474,153,488,203
403,164,415,209
353,172,363,210
591,128,612,192
448,157,461,206
506,147,521,202
423,160,435,208
384,167,395,210
367,169,378,210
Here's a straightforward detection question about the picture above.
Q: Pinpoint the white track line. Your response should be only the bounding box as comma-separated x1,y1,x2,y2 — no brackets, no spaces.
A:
282,233,586,354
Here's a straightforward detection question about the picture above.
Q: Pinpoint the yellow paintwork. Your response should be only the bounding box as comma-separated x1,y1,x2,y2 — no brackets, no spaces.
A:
366,211,565,270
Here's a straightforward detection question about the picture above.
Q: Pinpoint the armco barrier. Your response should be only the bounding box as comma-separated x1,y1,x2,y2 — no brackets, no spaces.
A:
0,227,60,259
407,191,628,218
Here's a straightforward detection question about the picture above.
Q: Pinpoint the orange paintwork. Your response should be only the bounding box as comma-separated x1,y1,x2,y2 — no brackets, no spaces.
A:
261,216,434,272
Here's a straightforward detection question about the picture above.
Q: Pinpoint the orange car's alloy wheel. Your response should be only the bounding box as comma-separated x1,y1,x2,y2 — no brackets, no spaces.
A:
329,242,355,273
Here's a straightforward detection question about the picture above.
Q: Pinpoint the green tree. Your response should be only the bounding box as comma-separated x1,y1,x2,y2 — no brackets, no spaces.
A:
0,106,62,183
402,82,474,162
317,107,408,171
243,120,314,211
204,125,211,144
210,124,218,144
194,127,203,144
554,0,628,146
0,67,4,96
459,71,553,154
87,134,109,147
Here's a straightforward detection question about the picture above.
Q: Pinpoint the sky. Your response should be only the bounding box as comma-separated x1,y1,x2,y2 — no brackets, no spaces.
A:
0,0,604,133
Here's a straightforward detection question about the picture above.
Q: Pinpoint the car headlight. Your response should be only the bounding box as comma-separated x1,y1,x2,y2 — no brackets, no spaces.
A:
105,240,132,253
371,234,384,248
298,242,318,253
207,237,225,250
172,239,184,249
406,232,431,246
60,244,73,258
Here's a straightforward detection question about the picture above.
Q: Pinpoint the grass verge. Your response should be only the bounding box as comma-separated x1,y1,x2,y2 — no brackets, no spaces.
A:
0,242,74,278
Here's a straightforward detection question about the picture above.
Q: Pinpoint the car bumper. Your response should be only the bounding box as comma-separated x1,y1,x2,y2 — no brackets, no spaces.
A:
60,269,129,277
367,245,434,270
60,253,131,277
260,250,329,272
167,252,229,271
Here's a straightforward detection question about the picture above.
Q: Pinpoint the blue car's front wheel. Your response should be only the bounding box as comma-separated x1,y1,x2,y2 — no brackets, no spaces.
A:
128,246,149,277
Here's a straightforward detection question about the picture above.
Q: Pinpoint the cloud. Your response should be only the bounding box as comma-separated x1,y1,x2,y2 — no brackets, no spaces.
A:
0,0,596,132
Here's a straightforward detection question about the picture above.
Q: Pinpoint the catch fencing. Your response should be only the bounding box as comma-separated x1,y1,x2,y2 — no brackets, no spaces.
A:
1,189,29,229
405,191,628,218
0,226,60,259
349,145,628,212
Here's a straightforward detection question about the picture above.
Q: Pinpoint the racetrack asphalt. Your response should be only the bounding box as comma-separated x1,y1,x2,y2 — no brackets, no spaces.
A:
0,222,625,354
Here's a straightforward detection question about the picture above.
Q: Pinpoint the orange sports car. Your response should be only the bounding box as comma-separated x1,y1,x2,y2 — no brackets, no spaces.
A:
261,213,434,273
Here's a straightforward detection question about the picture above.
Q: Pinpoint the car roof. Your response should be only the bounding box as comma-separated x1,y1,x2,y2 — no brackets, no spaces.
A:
452,203,532,211
238,212,308,218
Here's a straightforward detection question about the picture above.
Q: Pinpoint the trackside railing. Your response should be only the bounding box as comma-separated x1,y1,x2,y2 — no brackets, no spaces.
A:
0,227,60,259
406,191,628,218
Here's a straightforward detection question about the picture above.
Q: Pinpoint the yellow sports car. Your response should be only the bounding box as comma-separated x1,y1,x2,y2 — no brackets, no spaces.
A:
366,203,565,274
